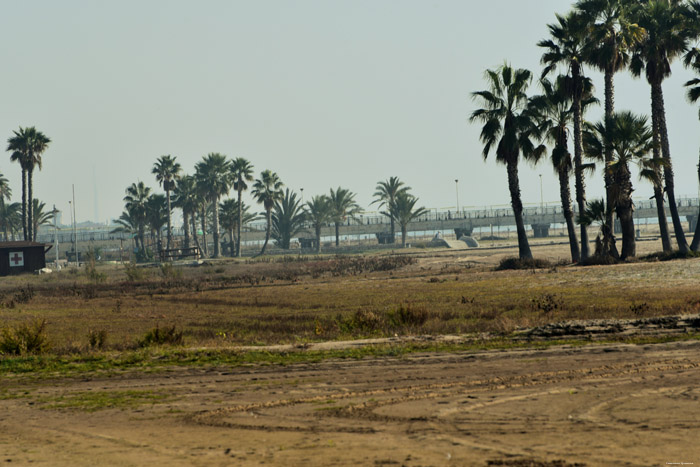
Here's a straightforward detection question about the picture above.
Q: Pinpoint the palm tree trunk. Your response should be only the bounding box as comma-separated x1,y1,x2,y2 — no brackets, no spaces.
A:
183,211,190,250
165,189,172,250
558,167,580,262
691,152,700,251
335,222,340,247
401,225,407,247
652,82,688,252
572,94,590,260
229,227,235,257
260,209,272,255
315,225,322,254
614,165,636,260
191,214,201,257
213,196,221,258
0,198,7,241
21,169,27,241
200,206,208,257
237,188,243,258
649,96,672,252
603,66,615,234
390,218,396,244
506,158,532,259
27,168,34,242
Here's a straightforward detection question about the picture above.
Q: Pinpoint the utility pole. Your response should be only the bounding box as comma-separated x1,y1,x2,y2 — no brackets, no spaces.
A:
52,205,59,269
455,179,460,215
72,184,78,266
539,174,544,211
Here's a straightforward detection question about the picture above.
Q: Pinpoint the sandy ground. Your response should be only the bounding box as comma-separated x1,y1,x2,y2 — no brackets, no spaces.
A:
1,340,699,466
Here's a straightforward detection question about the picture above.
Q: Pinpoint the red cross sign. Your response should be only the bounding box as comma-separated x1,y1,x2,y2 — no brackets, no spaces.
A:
9,251,24,267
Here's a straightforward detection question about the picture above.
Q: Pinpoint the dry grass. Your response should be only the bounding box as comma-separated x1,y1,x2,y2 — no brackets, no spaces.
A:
2,242,700,354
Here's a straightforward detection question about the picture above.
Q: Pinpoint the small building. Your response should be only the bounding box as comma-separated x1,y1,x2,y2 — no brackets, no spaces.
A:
0,242,51,276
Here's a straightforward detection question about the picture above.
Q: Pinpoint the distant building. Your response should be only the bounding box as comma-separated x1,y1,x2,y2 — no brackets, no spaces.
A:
0,242,50,276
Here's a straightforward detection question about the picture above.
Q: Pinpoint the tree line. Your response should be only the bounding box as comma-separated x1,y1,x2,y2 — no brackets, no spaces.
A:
114,156,428,260
471,0,700,262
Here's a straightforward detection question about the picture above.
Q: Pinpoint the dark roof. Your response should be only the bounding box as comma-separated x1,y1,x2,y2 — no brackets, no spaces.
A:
0,241,48,249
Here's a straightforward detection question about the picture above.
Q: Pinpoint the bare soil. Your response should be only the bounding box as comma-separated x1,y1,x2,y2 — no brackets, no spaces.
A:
2,339,699,466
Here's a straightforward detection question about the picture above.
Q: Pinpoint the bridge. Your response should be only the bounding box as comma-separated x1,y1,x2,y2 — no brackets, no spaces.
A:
35,197,700,245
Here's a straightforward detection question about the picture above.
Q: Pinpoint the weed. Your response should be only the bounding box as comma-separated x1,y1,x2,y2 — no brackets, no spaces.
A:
140,326,184,347
629,302,650,316
2,286,35,309
124,263,147,282
387,303,431,327
160,263,183,279
0,319,49,355
84,249,106,283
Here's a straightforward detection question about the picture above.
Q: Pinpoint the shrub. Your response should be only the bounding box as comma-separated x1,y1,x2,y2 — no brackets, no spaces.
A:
140,325,184,347
496,257,554,271
531,293,560,314
387,303,430,327
124,263,147,282
640,250,700,262
88,329,108,350
160,263,182,279
0,319,49,355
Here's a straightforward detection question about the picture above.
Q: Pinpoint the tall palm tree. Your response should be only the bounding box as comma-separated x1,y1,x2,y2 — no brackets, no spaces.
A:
271,189,307,250
530,77,581,262
385,191,428,247
629,0,694,253
584,111,654,259
195,153,231,258
372,177,410,244
252,170,284,255
577,0,645,233
0,172,11,241
152,155,181,251
329,187,361,247
220,199,256,257
230,157,255,258
470,63,543,259
123,181,151,254
539,12,594,259
305,195,332,253
31,199,54,242
7,126,51,241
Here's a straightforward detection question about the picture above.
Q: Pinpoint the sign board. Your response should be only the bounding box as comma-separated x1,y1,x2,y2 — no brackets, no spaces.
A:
9,251,24,267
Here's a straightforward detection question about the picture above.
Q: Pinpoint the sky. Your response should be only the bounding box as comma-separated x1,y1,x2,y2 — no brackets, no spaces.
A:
2,0,700,224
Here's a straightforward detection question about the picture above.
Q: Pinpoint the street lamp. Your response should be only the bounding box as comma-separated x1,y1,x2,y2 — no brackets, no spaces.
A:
539,174,543,211
455,179,460,216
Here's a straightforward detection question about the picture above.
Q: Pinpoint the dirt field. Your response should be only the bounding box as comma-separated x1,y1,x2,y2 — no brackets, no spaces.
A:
2,239,700,466
0,339,698,466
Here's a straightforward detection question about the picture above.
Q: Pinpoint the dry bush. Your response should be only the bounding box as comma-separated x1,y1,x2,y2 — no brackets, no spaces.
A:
87,329,108,350
496,257,555,271
139,325,184,347
0,319,49,355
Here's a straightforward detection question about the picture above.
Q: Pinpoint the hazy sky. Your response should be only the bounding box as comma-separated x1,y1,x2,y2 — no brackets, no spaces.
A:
2,0,700,223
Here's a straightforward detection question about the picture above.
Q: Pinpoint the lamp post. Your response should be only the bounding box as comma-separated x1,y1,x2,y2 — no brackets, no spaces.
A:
539,174,544,211
455,179,460,216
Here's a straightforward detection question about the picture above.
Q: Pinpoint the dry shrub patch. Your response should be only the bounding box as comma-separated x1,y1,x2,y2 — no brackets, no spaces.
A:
496,257,556,271
0,319,49,355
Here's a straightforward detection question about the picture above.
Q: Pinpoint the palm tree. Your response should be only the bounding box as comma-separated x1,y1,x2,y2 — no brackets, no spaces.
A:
152,155,182,251
577,0,644,232
7,126,51,241
0,172,11,241
539,12,594,259
173,175,198,251
470,63,543,259
578,198,618,258
584,111,654,259
230,157,255,257
372,177,410,244
195,153,231,258
252,170,284,255
31,199,54,242
530,77,581,262
219,199,256,257
0,202,20,241
271,189,307,250
629,0,694,253
329,187,361,247
305,195,333,253
385,191,428,247
123,181,151,254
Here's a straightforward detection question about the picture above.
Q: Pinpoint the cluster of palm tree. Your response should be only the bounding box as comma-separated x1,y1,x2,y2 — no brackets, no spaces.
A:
117,148,429,259
471,0,700,262
3,126,52,242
